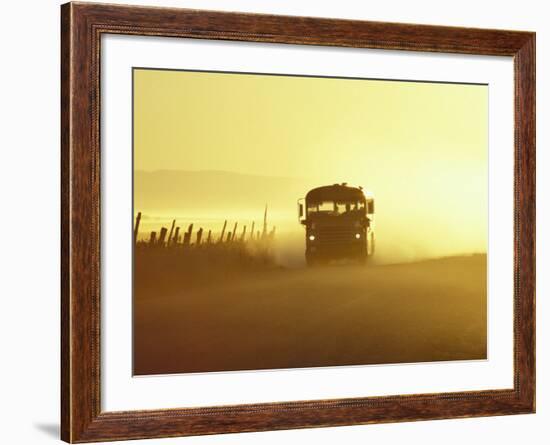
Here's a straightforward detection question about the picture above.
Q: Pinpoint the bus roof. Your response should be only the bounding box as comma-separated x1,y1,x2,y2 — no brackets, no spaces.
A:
306,184,367,202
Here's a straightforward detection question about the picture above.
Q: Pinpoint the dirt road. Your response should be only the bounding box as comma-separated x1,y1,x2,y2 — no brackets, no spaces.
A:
134,254,486,375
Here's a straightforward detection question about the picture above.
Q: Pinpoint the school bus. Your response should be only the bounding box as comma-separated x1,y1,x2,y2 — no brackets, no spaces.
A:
298,183,375,266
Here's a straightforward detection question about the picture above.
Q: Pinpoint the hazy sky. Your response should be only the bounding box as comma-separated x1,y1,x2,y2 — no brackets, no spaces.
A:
134,68,488,260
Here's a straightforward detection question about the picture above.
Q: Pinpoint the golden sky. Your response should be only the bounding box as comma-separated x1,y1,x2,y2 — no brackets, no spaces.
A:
134,68,488,260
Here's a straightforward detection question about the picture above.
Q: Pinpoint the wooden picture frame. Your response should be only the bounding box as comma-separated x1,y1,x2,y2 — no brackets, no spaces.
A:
61,2,535,442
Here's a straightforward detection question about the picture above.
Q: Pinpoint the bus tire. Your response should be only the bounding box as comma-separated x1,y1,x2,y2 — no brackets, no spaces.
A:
367,233,376,256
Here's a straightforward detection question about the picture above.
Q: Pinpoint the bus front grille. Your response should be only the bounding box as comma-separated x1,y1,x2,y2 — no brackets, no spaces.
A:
316,226,358,244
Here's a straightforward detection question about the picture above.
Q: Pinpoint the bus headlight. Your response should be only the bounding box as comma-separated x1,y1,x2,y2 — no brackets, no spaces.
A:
355,233,361,239
309,235,316,241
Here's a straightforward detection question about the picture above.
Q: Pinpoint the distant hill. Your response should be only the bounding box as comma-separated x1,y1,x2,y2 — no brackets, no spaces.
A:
134,170,314,215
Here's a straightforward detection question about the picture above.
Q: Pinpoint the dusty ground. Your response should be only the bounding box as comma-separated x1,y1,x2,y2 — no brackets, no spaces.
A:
134,254,486,375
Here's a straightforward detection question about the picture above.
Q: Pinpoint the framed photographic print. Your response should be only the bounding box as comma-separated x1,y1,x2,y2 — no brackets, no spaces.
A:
61,2,535,442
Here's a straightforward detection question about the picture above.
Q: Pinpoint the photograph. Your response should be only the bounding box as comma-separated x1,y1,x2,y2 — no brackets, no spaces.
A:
132,67,488,375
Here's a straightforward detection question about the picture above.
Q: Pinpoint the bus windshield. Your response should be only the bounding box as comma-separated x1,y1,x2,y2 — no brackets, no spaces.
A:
307,200,365,216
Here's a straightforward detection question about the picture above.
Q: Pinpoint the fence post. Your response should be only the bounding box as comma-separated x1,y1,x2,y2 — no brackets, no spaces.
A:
173,226,180,246
167,219,176,245
149,231,157,245
188,224,194,243
231,222,238,242
158,227,168,246
219,220,227,243
262,204,268,239
240,225,247,241
196,228,203,245
206,230,212,244
134,212,142,244
250,221,255,240
183,223,193,246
